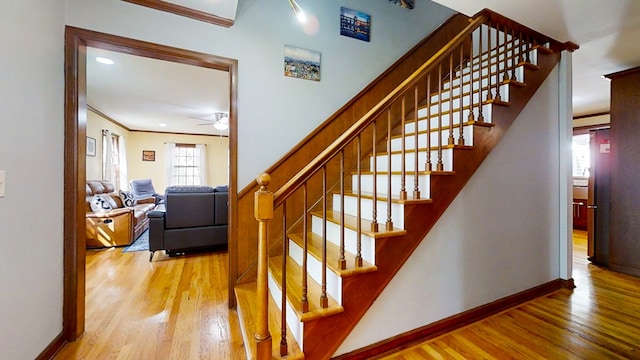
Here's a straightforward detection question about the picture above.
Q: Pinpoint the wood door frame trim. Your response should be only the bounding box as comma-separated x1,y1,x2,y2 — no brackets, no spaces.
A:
63,25,238,340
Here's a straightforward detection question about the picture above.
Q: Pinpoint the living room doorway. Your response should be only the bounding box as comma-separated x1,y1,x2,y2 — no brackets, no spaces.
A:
63,26,238,340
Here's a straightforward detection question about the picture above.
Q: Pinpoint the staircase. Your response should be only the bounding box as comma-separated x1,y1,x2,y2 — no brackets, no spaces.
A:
235,9,576,360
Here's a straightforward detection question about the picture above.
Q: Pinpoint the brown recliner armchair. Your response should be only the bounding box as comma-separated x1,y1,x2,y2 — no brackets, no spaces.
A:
147,185,228,261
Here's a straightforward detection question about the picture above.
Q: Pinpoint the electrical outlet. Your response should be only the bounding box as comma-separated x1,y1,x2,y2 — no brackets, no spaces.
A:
0,170,5,197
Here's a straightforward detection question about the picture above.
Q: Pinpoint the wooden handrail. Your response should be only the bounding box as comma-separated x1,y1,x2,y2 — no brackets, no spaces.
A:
272,13,489,206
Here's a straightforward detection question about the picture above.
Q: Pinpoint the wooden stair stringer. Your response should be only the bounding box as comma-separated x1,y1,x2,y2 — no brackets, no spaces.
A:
299,49,562,360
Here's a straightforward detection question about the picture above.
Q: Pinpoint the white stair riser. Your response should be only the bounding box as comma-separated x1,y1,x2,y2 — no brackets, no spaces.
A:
288,240,343,305
351,173,431,199
373,148,454,172
395,123,475,149
411,104,494,132
336,194,406,229
268,272,304,349
433,81,510,105
311,214,376,264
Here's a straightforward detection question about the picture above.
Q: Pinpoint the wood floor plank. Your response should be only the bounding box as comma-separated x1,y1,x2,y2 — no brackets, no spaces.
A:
56,230,640,360
375,230,640,360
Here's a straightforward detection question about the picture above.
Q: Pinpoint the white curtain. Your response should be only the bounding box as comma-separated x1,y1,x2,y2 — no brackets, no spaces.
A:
102,129,114,183
196,144,207,185
118,136,128,191
165,142,176,187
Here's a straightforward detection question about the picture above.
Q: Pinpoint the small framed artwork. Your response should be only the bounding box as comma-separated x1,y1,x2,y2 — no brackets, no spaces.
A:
340,7,371,42
86,137,96,157
142,150,155,161
388,0,414,9
284,45,321,82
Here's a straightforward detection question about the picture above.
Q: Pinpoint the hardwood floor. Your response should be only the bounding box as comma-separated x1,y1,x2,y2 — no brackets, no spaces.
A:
376,230,640,359
54,231,640,359
54,247,247,360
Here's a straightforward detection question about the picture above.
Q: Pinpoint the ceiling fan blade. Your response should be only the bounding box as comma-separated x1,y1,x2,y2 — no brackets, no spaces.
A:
189,116,216,123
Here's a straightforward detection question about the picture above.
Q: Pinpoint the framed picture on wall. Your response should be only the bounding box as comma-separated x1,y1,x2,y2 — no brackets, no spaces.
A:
142,150,155,161
340,7,371,42
86,137,96,157
284,45,321,81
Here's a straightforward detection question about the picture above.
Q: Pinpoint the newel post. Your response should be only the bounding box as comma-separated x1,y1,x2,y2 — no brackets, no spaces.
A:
254,173,273,359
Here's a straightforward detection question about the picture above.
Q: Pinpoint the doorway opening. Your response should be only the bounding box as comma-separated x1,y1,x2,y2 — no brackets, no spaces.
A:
63,26,238,340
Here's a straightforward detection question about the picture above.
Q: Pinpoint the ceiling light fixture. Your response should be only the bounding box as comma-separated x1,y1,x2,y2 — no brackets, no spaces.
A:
96,57,114,65
288,0,306,23
213,112,229,131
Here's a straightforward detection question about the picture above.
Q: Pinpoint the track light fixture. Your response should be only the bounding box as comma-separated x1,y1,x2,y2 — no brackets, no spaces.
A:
288,0,306,23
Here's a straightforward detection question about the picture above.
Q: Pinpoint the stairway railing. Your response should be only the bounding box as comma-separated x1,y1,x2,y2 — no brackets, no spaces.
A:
253,8,576,358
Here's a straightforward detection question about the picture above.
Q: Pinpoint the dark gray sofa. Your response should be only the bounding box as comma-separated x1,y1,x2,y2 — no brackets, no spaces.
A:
147,185,228,261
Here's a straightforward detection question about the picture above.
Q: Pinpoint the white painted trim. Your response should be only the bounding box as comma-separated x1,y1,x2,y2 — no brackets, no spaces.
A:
558,51,573,281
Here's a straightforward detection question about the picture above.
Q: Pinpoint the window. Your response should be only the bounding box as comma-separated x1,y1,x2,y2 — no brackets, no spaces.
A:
171,143,205,186
572,133,590,178
102,130,128,189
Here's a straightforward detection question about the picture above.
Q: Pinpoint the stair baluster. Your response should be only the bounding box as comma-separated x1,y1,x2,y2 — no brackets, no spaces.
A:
437,62,444,171
477,26,485,122
371,120,379,232
413,85,420,199
356,135,363,267
494,24,502,102
280,201,288,357
301,183,309,312
510,28,517,81
502,23,510,82
400,97,408,200
386,109,394,230
467,33,476,123
486,23,494,101
320,167,328,308
339,151,346,270
448,53,455,146
458,44,465,145
425,73,432,170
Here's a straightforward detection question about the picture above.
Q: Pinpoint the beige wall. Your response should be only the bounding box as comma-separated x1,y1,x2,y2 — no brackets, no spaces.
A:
127,132,229,193
86,110,129,180
573,114,610,128
87,110,229,192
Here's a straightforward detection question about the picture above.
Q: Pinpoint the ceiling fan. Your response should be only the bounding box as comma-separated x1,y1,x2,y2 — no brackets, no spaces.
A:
190,112,229,131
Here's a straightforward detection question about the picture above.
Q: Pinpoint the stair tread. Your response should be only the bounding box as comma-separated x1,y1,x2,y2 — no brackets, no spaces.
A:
310,209,407,238
269,255,344,323
234,282,305,360
340,189,435,204
374,144,475,157
288,232,378,277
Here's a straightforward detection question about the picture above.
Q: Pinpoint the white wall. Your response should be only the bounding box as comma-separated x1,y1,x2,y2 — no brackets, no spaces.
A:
337,66,563,354
64,0,456,188
0,1,65,359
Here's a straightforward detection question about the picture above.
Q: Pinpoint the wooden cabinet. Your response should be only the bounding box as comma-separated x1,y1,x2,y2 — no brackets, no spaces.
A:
573,198,587,230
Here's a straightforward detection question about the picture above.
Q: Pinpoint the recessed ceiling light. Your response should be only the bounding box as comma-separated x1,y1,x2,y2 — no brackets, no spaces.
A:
159,123,167,127
96,57,114,65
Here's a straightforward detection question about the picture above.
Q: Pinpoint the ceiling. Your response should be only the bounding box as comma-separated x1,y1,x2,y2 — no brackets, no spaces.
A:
87,47,230,136
87,1,640,136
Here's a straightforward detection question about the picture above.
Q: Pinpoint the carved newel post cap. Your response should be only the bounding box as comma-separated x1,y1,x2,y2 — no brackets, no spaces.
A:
256,173,271,189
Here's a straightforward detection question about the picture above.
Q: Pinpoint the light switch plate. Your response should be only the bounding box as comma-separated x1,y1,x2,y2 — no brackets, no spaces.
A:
0,170,5,197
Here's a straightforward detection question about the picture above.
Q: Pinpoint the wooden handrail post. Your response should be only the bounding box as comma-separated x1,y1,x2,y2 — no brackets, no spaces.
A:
254,173,273,359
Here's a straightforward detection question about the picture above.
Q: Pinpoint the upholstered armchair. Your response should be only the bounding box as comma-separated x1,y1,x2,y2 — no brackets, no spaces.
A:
130,178,165,204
